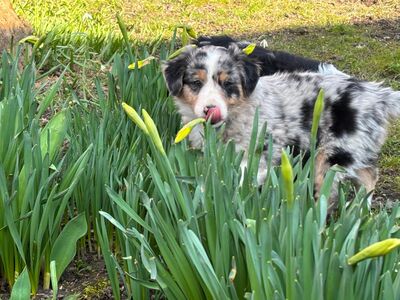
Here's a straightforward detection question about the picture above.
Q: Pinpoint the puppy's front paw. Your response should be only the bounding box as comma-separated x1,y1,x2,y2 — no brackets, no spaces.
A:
257,168,268,186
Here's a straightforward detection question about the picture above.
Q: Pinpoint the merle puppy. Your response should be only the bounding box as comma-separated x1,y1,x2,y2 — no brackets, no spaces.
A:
162,44,400,207
195,35,347,76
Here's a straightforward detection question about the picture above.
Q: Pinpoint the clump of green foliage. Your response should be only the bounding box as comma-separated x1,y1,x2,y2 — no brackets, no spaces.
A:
95,34,400,299
0,47,91,295
99,96,400,299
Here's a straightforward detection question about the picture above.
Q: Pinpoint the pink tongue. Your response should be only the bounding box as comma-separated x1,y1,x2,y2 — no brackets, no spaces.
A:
205,107,222,124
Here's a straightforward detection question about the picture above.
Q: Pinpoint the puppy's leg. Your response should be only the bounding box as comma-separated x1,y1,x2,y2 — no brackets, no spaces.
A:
240,157,268,186
355,167,379,192
314,149,330,198
239,160,247,186
257,158,268,186
257,144,283,186
314,149,341,213
355,167,379,207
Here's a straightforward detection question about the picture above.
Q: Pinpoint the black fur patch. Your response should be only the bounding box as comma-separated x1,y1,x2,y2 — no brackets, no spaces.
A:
269,51,320,74
287,136,301,157
330,90,358,137
324,97,332,107
193,63,206,70
346,78,365,92
288,73,303,82
300,89,326,137
287,136,311,162
328,148,354,167
163,53,189,96
241,59,259,96
291,146,301,158
196,35,236,47
316,130,321,147
300,101,314,131
194,51,207,60
303,150,311,163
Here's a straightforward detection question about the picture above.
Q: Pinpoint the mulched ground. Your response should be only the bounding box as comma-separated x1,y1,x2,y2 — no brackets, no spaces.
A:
0,251,114,299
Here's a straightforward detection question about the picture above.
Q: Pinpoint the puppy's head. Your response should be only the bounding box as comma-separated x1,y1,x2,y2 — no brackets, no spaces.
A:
162,45,259,124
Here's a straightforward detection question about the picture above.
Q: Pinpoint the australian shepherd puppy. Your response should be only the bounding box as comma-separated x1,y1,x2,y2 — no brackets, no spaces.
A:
162,44,400,208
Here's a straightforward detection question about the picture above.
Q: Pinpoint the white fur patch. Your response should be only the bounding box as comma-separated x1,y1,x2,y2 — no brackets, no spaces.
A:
318,63,349,76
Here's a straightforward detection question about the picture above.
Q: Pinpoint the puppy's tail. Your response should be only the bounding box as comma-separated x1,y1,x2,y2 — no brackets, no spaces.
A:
318,63,349,77
386,90,400,119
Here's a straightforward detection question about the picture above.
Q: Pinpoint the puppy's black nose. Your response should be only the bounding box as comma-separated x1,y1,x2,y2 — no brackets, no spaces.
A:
203,105,216,115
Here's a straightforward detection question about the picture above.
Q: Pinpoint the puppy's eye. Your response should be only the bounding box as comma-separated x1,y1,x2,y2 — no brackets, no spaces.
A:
189,80,203,90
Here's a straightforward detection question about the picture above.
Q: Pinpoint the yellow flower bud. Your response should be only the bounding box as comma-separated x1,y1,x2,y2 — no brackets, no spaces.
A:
246,219,257,235
242,44,256,55
174,118,205,144
18,35,39,45
128,56,156,70
229,257,237,282
348,238,400,265
142,109,166,156
281,150,294,208
311,89,325,139
122,102,149,135
181,29,190,46
186,27,197,39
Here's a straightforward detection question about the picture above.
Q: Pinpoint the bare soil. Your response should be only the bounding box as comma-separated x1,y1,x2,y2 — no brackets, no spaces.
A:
0,251,113,299
0,0,31,52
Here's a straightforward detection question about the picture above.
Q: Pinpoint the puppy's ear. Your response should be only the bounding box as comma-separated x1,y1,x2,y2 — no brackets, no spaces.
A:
162,51,190,96
228,44,260,96
242,59,260,96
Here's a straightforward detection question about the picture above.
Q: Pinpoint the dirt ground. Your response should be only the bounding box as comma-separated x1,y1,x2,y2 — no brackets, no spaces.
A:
0,251,114,299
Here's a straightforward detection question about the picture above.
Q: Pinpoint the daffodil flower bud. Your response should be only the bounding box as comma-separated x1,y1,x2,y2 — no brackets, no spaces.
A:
128,56,156,70
142,109,166,156
246,219,257,235
186,27,197,39
348,238,400,265
281,150,294,208
175,118,206,143
242,44,256,55
311,89,325,140
122,102,149,135
18,35,39,45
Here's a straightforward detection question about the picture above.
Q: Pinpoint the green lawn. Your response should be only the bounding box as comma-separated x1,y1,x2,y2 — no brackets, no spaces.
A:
12,0,400,41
